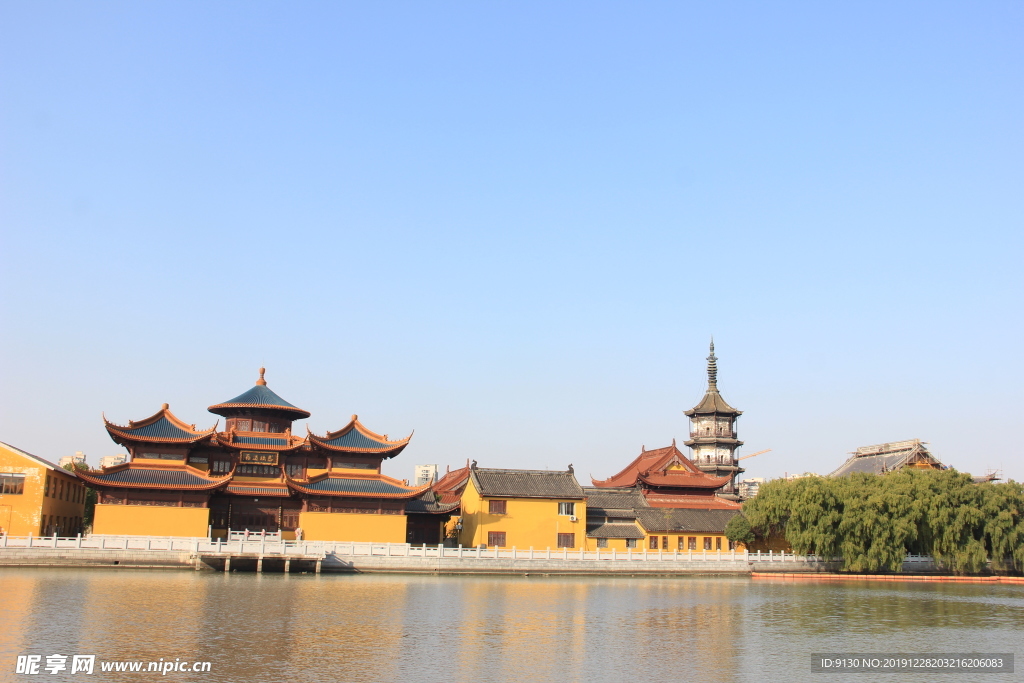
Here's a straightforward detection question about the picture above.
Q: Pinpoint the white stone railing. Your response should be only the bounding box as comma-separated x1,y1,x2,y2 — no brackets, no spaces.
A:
0,534,937,565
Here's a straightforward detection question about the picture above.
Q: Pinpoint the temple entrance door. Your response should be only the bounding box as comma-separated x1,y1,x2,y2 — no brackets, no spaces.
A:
231,500,282,533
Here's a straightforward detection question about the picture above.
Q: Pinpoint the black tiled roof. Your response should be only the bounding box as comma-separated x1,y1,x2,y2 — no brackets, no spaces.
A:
471,468,585,499
586,523,646,539
634,508,739,534
583,488,648,511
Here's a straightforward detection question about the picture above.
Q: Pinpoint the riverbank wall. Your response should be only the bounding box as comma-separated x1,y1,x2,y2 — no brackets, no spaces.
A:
0,535,953,576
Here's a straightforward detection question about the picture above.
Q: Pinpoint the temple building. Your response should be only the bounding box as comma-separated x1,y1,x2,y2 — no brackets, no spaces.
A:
684,340,744,499
457,464,586,550
829,439,945,477
77,369,429,541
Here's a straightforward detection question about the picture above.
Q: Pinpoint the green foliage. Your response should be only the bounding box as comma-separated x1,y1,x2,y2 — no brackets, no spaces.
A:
725,514,754,545
738,469,1024,575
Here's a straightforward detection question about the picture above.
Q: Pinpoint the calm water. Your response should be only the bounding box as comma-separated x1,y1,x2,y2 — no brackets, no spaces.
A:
1,569,1021,683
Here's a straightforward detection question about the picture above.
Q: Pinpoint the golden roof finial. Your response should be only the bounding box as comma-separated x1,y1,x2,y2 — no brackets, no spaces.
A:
257,367,267,386
162,403,169,410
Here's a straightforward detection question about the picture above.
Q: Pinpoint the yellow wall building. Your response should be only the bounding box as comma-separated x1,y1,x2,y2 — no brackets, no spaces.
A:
458,466,586,550
0,441,86,536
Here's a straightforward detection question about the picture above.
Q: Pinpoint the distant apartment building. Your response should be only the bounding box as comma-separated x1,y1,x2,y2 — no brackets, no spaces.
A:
58,452,87,470
413,464,438,486
738,478,765,499
99,455,128,469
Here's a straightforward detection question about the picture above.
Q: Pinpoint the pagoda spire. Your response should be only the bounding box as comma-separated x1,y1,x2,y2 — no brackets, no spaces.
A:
707,338,718,391
256,367,267,386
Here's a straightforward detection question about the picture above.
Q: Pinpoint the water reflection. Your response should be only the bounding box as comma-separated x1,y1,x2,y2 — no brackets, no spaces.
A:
0,570,1019,683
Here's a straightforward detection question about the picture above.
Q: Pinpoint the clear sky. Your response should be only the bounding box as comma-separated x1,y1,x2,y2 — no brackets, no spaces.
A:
1,2,1021,484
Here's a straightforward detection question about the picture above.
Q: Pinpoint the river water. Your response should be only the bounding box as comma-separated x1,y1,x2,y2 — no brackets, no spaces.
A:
1,569,1020,683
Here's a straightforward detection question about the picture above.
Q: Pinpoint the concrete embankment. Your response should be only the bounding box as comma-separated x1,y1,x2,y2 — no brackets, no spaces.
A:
0,548,195,569
0,540,946,576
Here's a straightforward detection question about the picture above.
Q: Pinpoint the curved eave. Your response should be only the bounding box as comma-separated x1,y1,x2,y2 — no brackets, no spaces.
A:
307,437,410,458
284,472,429,500
214,434,308,452
307,417,412,458
590,473,639,488
639,473,732,489
207,402,311,419
103,410,218,444
75,464,235,491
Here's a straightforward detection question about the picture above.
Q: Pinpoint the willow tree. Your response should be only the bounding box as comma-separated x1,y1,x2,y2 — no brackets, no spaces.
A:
733,469,1024,574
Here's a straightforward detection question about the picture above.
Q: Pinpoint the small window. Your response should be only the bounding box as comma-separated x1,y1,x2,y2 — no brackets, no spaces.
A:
678,536,686,551
688,537,697,550
649,536,658,550
716,537,722,551
487,531,506,548
596,538,608,548
625,538,637,549
237,419,251,432
558,502,575,516
704,537,713,550
557,533,575,548
1,473,26,495
662,536,668,550
488,500,507,515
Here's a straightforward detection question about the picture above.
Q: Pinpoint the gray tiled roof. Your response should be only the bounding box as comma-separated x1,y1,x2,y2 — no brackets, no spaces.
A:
302,477,414,495
586,523,646,539
634,508,739,534
318,430,395,451
583,488,648,511
471,468,585,499
113,416,204,440
406,489,460,514
829,441,943,477
85,468,216,488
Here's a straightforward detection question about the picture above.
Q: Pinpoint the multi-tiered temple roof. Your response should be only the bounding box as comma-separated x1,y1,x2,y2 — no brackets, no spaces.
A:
82,369,427,506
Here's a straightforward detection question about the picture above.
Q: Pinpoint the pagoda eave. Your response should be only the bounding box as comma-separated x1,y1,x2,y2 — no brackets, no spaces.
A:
683,437,744,447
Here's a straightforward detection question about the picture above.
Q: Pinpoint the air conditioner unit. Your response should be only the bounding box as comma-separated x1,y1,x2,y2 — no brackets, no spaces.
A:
569,515,577,522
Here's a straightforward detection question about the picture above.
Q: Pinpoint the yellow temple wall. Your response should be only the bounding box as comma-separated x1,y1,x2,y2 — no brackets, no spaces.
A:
92,505,210,537
298,511,407,542
0,443,86,536
639,532,731,552
459,478,586,549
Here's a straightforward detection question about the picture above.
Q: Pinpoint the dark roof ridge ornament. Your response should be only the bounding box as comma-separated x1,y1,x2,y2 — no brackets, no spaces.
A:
256,367,267,386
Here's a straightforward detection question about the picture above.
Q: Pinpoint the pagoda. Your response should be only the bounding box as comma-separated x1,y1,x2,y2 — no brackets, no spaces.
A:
590,340,744,508
78,368,428,541
684,340,744,500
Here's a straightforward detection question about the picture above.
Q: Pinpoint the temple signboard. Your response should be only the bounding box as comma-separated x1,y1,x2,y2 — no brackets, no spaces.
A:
240,451,278,466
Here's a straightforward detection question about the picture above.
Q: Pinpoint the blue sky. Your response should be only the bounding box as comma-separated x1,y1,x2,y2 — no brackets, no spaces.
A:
2,2,1021,484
